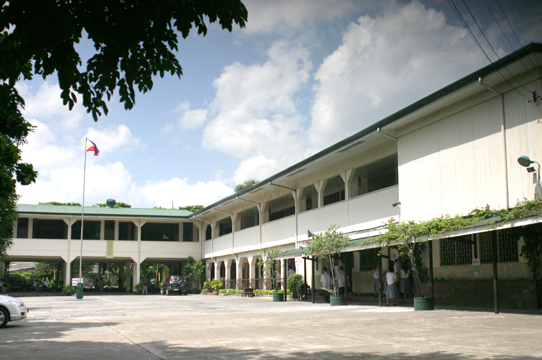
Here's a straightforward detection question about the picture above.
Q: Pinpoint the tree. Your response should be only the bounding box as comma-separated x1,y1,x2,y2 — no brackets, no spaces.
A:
235,179,259,193
182,256,205,290
304,224,350,295
178,205,204,212
0,1,248,258
39,202,81,206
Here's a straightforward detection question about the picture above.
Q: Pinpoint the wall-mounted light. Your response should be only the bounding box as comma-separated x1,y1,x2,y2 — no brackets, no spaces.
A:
392,202,401,207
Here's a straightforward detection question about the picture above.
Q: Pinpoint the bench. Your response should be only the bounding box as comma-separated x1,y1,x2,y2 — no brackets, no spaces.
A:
243,287,254,297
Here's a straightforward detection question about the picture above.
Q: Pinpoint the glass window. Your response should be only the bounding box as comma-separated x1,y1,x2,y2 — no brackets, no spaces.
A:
205,224,212,240
300,185,318,212
183,223,194,242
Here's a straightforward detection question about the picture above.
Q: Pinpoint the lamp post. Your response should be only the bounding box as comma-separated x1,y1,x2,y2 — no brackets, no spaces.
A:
517,156,542,198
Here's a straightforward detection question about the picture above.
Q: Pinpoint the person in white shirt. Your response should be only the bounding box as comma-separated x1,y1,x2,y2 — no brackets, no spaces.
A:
385,266,400,306
320,267,331,303
394,259,401,277
276,268,282,290
288,266,295,278
337,266,346,295
372,265,381,298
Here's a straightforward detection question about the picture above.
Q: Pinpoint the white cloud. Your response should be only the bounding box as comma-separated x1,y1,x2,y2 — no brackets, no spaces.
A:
201,40,311,162
232,154,281,184
129,178,233,208
308,1,486,148
18,81,87,128
86,125,144,155
173,101,208,130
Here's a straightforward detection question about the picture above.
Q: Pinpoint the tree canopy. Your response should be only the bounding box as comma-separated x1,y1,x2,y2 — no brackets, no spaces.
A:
178,205,204,212
235,179,259,193
0,1,248,259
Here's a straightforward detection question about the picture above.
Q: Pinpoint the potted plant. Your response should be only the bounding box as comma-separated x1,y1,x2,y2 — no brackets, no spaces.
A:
135,283,144,294
257,248,283,301
287,274,304,300
305,224,350,305
62,285,76,296
203,279,223,295
182,256,206,294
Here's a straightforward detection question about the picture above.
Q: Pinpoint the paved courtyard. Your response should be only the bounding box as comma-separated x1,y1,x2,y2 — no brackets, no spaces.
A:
1,294,541,359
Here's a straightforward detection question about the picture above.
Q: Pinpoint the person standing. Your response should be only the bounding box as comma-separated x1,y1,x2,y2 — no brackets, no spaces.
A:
337,266,346,296
142,278,148,294
276,268,281,290
386,265,400,306
288,266,295,278
320,267,331,303
372,265,381,298
400,264,411,298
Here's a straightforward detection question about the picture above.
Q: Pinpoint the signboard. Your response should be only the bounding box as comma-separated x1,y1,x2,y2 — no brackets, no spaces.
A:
295,255,303,267
71,278,83,286
472,259,480,266
106,240,114,259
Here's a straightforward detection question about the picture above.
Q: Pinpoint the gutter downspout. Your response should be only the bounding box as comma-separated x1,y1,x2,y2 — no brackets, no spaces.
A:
479,77,510,209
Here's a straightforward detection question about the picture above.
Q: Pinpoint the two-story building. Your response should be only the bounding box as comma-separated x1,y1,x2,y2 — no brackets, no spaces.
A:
4,43,542,307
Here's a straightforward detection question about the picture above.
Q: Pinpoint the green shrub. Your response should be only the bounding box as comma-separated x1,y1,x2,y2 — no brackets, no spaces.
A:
63,285,76,295
287,274,303,298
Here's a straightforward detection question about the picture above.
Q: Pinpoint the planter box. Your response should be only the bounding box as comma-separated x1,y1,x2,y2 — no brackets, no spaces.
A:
273,293,284,302
330,295,345,306
414,297,434,311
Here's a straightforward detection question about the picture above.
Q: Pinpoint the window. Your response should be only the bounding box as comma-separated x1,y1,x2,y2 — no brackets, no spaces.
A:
119,222,137,241
183,223,194,242
300,185,318,212
32,219,68,239
440,236,473,266
350,154,398,198
479,229,518,263
17,218,29,238
239,207,259,230
71,220,101,240
359,248,379,271
268,194,295,222
205,225,212,240
141,223,179,241
323,175,345,206
218,217,232,236
104,220,115,240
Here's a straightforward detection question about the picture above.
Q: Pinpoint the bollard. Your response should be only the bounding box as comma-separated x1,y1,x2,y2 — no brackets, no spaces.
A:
76,282,84,299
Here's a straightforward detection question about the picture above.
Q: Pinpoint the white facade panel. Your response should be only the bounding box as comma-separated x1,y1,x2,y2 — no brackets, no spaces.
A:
318,201,348,230
261,216,296,247
398,96,507,220
204,240,213,258
140,241,201,261
212,234,233,257
348,186,400,230
298,210,320,240
8,239,67,259
233,226,260,253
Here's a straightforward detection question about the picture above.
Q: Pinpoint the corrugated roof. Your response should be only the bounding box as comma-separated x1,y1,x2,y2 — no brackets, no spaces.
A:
16,204,193,218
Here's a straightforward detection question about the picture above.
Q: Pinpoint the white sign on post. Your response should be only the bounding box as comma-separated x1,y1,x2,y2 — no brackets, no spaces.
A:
72,278,83,286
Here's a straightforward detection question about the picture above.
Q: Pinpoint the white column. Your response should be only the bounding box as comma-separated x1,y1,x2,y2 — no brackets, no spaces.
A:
248,256,257,288
224,260,231,288
62,260,71,288
237,260,244,289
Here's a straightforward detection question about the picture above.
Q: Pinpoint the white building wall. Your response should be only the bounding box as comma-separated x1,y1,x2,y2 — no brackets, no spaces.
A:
262,216,296,247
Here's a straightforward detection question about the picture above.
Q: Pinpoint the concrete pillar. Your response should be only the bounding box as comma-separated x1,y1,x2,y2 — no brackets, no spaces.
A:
248,256,257,288
237,260,244,289
63,260,71,288
119,263,125,290
317,180,326,209
125,262,132,292
0,261,5,281
224,260,231,289
214,262,219,281
278,259,284,290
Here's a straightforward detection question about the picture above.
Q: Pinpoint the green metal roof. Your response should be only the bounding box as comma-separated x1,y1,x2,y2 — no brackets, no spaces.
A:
192,43,542,216
16,204,193,218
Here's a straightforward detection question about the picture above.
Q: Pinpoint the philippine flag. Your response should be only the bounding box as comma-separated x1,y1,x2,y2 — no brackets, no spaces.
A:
86,140,100,156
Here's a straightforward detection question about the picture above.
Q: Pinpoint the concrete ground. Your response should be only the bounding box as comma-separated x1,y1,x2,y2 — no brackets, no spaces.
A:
1,294,541,360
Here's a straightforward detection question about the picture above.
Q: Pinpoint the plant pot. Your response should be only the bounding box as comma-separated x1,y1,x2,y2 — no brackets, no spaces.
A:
414,297,434,311
273,293,284,302
207,291,218,295
330,295,345,306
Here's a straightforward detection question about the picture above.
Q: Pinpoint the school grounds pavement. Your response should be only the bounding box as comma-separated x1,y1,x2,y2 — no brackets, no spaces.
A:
1,293,541,359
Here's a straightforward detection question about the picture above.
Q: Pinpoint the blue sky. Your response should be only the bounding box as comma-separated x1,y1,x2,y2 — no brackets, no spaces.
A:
15,0,542,209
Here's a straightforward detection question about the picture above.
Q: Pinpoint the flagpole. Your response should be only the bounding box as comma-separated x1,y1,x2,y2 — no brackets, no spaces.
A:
80,137,88,285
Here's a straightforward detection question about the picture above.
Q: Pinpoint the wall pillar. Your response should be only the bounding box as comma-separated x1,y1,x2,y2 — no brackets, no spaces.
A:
63,260,71,288
125,262,132,292
224,260,231,289
237,260,244,289
248,256,257,288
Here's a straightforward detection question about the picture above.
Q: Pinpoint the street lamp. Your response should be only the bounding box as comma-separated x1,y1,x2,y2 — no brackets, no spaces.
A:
518,155,541,198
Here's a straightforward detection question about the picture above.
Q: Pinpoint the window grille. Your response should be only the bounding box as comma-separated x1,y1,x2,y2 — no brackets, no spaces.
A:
440,236,472,266
359,248,379,271
479,230,518,263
